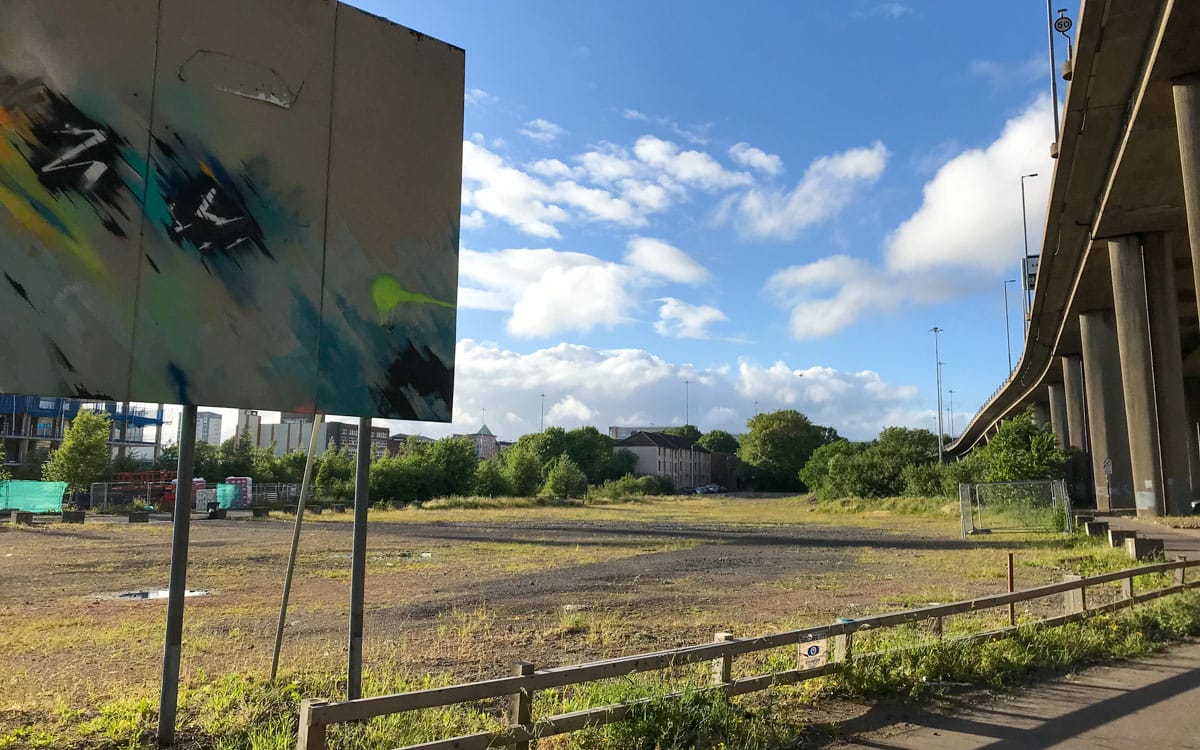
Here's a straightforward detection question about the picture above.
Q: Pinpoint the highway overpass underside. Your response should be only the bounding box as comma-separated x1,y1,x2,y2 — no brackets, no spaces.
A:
951,0,1200,519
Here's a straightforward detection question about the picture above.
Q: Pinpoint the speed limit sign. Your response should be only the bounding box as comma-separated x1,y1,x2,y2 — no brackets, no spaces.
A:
1054,16,1073,33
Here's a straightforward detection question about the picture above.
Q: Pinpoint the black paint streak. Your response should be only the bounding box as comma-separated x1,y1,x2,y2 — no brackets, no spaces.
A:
372,344,453,420
168,361,192,405
153,136,271,260
145,254,161,274
4,272,35,309
52,343,77,372
72,384,114,400
3,79,134,236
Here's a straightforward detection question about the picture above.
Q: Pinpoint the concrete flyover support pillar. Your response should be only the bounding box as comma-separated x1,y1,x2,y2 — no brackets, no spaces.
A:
1079,310,1133,511
1061,355,1087,451
1108,236,1163,517
1143,233,1193,515
1174,74,1200,325
1048,384,1069,449
1186,378,1200,497
1031,402,1050,429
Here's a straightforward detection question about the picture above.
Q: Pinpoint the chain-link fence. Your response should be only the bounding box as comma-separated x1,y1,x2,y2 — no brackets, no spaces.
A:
959,479,1073,536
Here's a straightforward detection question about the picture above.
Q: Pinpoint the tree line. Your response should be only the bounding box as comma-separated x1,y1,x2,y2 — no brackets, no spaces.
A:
24,405,1067,504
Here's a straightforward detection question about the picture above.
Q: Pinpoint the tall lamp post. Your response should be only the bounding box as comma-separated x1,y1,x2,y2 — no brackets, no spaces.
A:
1020,173,1039,334
931,327,944,463
1003,279,1017,373
539,393,545,432
948,388,955,437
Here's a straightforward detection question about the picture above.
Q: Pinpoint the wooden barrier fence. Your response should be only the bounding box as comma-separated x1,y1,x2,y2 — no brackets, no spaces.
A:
297,557,1198,750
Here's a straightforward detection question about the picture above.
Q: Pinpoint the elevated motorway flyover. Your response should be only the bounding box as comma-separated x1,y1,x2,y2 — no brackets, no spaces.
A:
950,0,1200,518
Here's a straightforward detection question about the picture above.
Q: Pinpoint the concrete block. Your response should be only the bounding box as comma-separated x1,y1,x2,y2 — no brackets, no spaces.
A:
61,511,85,524
284,505,298,515
1084,521,1110,537
332,504,347,514
1125,537,1165,561
14,512,35,526
1074,513,1095,527
128,511,149,523
207,508,227,520
1108,529,1137,548
252,507,270,518
308,505,323,515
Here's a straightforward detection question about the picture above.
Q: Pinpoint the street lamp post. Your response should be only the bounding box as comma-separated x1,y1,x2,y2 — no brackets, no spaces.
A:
1020,173,1039,335
948,388,955,437
1003,279,1017,374
539,393,545,432
931,327,944,464
684,379,690,428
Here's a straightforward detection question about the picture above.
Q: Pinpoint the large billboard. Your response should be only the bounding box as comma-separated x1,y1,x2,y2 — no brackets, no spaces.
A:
0,1,462,421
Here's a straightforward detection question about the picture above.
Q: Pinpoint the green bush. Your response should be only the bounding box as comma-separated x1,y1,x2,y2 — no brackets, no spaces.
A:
541,454,589,499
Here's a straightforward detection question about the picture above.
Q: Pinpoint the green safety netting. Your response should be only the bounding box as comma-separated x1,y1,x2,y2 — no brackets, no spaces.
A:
0,480,68,513
216,483,241,509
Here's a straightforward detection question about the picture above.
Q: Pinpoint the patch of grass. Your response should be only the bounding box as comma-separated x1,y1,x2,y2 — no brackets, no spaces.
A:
828,590,1200,699
813,495,955,516
420,495,582,511
1154,516,1200,529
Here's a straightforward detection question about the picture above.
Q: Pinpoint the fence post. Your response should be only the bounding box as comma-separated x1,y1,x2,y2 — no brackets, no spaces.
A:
509,661,535,750
296,698,328,750
1175,556,1187,585
712,632,734,685
932,617,943,638
833,628,854,663
1007,552,1016,626
1062,574,1085,614
1121,572,1134,600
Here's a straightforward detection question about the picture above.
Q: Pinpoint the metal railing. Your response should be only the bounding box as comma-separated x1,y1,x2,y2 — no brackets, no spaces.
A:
296,557,1199,750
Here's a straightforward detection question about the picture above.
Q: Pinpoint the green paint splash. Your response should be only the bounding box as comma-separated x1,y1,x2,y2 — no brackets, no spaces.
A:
371,275,454,325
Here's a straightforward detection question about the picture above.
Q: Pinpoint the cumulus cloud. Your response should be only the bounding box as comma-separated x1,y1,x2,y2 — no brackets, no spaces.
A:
729,142,783,175
462,141,644,238
520,118,565,144
633,136,752,190
886,96,1052,272
624,237,710,284
460,242,717,338
423,340,933,440
464,88,497,106
654,298,727,339
731,141,888,239
764,97,1054,339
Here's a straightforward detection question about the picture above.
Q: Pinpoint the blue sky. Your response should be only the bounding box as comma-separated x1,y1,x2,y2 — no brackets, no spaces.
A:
200,1,1068,444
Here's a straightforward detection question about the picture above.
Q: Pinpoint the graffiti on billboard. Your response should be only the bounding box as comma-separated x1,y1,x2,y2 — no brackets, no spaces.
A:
0,1,463,421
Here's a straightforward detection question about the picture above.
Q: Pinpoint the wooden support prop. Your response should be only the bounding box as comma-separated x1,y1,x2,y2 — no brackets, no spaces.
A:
509,661,535,750
712,633,734,685
1176,555,1188,585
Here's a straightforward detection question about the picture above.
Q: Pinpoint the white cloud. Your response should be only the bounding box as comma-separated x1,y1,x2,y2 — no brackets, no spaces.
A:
464,88,497,106
731,141,888,239
462,141,644,238
547,395,595,422
868,2,911,18
729,142,783,175
433,340,930,440
462,141,570,238
969,57,1045,92
520,118,566,144
633,136,752,190
654,298,727,339
459,248,633,336
886,96,1052,272
460,209,486,230
624,237,709,284
761,99,1054,339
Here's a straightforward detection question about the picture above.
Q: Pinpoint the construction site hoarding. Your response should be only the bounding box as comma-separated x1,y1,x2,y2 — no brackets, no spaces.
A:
0,1,463,421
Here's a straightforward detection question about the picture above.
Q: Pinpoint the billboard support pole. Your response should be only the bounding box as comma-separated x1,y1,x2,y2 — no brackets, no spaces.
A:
157,403,198,746
347,417,372,699
271,413,325,680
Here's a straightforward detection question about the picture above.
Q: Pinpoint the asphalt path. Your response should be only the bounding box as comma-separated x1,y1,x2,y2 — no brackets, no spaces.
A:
833,641,1200,749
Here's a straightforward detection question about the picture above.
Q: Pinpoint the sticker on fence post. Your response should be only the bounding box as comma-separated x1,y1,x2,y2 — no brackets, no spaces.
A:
798,632,829,670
